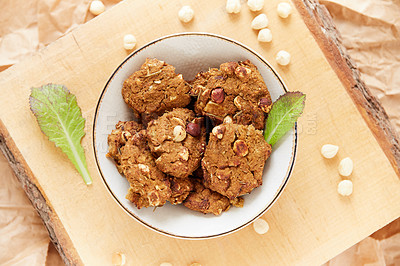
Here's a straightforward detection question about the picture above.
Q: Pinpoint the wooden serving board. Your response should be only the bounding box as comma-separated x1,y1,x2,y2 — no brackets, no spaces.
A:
1,0,400,265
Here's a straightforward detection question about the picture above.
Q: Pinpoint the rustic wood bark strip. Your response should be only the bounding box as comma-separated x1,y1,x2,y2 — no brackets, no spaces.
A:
0,121,82,265
293,0,400,176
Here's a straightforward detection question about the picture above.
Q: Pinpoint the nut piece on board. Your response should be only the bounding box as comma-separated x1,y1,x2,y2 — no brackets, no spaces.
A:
258,28,273,43
338,157,353,176
321,144,339,159
251,14,269,30
247,0,265,11
178,6,194,23
89,0,105,16
338,180,353,196
253,218,269,234
112,252,126,266
123,34,137,50
276,50,291,66
277,2,293,18
226,0,241,13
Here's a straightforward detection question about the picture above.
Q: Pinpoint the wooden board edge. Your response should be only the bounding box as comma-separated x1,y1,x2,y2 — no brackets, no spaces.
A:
0,119,82,266
293,0,400,177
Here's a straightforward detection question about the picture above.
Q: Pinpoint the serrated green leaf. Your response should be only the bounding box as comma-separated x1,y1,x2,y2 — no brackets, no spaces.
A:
264,91,306,146
29,84,92,185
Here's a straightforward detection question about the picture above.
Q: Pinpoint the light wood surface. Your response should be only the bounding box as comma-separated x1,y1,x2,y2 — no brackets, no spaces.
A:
1,0,400,265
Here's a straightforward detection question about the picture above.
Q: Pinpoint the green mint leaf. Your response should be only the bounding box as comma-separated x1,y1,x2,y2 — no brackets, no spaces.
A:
29,84,92,185
264,91,306,146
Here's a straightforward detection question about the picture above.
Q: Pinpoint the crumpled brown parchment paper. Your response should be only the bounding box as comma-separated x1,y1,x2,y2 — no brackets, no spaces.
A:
0,0,399,265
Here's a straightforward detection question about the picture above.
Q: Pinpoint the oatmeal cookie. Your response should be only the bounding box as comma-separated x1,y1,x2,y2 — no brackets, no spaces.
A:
118,130,171,209
107,120,143,173
146,108,206,178
191,60,271,130
169,177,194,205
122,58,191,117
183,179,231,215
202,122,272,200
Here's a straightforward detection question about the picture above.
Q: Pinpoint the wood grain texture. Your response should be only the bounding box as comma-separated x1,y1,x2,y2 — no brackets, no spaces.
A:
293,0,400,177
0,0,400,265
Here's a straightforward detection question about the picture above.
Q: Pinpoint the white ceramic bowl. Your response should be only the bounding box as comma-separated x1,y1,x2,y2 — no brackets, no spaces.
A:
93,32,297,239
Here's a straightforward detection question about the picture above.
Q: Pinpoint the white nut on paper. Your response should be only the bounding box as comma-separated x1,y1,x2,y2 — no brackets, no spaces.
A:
160,263,173,266
338,180,353,196
226,0,241,14
277,2,293,18
276,50,291,66
321,144,339,159
253,218,269,234
123,34,137,50
178,6,194,23
247,0,265,11
338,157,353,176
258,29,272,43
251,14,269,30
111,252,126,266
89,0,105,16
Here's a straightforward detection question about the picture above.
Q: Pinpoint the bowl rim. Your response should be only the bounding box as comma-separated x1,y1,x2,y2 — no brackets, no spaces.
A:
92,32,298,240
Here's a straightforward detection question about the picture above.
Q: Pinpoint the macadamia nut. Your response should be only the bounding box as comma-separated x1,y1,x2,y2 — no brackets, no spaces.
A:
89,0,105,16
247,0,265,11
277,2,293,18
251,14,269,30
253,218,269,234
226,0,241,13
276,50,291,66
112,252,126,266
338,157,353,176
338,180,353,196
321,144,339,159
258,28,272,43
178,6,194,23
123,34,137,50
